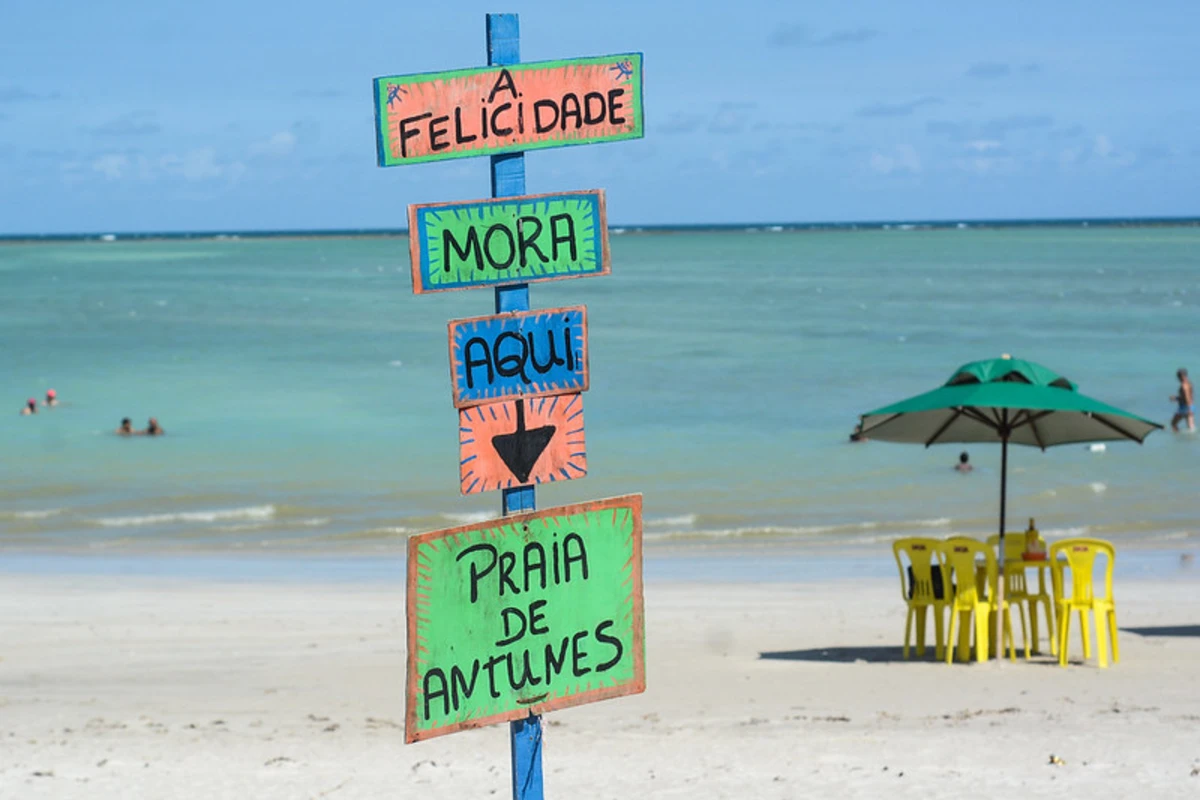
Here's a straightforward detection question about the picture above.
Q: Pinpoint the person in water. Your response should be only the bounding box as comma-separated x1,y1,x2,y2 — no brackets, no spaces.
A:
43,389,58,407
116,417,135,435
20,398,37,415
145,417,165,436
1171,368,1195,433
955,451,973,473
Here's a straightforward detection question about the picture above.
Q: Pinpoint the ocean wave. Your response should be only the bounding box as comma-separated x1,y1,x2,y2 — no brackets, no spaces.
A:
1143,531,1192,543
92,504,276,528
440,511,493,525
644,518,953,542
214,516,330,532
645,514,698,529
1041,526,1091,538
317,526,414,542
647,525,843,542
5,508,64,520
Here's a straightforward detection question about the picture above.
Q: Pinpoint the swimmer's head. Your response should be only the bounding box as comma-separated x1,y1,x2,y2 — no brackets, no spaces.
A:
1180,368,1189,379
46,389,56,399
27,398,36,409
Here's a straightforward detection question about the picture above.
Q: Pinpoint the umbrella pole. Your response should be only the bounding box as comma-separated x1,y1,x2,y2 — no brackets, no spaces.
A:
995,432,1008,659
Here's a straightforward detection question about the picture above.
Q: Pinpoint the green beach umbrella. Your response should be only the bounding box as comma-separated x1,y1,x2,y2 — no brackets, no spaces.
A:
858,355,1161,656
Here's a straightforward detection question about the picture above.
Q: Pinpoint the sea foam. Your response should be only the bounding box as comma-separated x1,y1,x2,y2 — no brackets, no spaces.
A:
93,505,276,528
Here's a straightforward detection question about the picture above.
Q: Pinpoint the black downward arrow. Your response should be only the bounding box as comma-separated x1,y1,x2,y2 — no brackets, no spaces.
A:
491,400,556,483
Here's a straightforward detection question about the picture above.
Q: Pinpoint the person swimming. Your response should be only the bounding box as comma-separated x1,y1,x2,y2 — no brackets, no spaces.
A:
43,389,58,407
955,451,973,473
145,417,165,436
116,417,135,436
20,398,37,416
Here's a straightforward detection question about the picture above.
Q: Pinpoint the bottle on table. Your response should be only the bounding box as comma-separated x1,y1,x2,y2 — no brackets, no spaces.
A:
1024,518,1045,559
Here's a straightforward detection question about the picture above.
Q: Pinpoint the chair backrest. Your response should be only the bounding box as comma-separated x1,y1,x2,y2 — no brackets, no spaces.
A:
942,537,997,607
985,533,1035,595
1049,538,1115,603
985,532,1035,561
893,538,946,603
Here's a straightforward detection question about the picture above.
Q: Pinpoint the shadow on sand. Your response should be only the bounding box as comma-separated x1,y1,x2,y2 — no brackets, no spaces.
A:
1121,624,1200,638
759,645,919,664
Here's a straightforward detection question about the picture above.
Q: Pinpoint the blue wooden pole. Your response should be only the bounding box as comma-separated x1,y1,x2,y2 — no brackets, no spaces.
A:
487,13,544,800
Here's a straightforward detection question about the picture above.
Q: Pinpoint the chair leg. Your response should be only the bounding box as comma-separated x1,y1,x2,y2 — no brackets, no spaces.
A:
1032,597,1041,652
975,606,989,663
1079,609,1092,659
1004,608,1016,662
1018,604,1029,660
987,609,998,658
934,603,946,660
915,605,928,657
903,607,913,660
1044,596,1057,657
957,611,971,662
1065,609,1075,666
1093,608,1108,668
946,607,958,664
1108,608,1119,664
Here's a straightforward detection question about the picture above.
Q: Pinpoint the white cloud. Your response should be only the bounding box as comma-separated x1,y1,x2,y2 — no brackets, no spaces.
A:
953,155,1016,175
250,131,297,158
869,144,921,175
1090,134,1135,166
160,148,225,180
80,148,244,183
966,139,1003,153
92,154,130,179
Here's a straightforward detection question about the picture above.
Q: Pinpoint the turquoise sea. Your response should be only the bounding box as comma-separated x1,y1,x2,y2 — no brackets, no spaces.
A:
2,225,1198,559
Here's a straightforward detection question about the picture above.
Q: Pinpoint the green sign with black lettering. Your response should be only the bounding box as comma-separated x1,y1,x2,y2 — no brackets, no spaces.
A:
407,190,610,294
405,495,644,742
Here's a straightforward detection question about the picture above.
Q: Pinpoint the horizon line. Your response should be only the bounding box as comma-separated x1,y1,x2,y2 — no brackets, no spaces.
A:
2,214,1199,242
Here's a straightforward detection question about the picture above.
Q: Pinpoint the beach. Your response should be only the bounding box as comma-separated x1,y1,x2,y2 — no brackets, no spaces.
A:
2,552,1198,799
7,0,1200,794
2,229,1199,797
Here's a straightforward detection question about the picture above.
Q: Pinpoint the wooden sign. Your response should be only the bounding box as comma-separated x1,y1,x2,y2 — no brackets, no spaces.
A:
409,190,610,293
460,395,586,495
449,306,588,408
374,54,644,166
406,494,644,742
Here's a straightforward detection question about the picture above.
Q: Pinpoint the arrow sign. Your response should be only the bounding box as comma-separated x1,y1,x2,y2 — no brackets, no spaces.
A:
491,400,554,483
459,394,587,495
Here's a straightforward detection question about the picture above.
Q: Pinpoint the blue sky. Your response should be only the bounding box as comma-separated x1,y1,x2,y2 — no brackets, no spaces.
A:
2,0,1197,233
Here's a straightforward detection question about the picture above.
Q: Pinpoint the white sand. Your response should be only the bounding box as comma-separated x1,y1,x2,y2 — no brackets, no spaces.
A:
1,568,1198,798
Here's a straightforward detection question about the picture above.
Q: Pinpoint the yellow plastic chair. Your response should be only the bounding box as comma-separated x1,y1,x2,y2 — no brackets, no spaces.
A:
945,535,988,597
942,538,1018,663
987,533,1054,656
893,538,948,659
1049,538,1118,668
